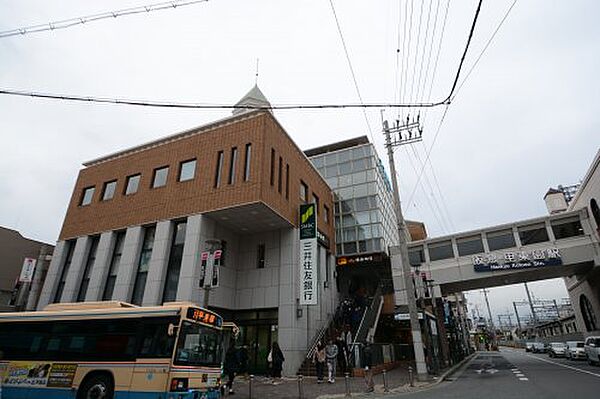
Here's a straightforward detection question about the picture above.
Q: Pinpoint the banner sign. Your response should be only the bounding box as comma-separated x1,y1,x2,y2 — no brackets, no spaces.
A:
299,203,317,240
2,362,77,388
19,257,37,283
472,248,562,272
199,251,220,288
299,239,318,305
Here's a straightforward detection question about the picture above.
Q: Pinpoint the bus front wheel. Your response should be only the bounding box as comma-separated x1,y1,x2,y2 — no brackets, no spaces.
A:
77,373,114,399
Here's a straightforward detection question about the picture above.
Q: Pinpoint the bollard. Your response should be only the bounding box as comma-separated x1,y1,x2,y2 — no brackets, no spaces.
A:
297,375,304,399
382,369,389,392
344,372,351,397
408,366,414,387
249,374,254,399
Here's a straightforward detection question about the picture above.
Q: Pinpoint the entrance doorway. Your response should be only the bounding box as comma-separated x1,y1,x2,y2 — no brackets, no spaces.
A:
233,309,278,374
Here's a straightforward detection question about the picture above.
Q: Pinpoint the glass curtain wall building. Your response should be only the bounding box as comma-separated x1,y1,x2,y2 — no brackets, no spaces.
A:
306,136,399,256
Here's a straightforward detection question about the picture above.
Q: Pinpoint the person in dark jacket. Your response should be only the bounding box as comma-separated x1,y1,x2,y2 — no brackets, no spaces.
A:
236,346,249,380
224,345,239,394
269,341,285,382
363,342,374,392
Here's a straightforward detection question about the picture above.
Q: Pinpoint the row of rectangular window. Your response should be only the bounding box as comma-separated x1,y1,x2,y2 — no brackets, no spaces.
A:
317,157,374,179
269,148,290,199
79,158,197,206
336,238,382,255
310,145,374,168
408,216,585,265
80,144,254,206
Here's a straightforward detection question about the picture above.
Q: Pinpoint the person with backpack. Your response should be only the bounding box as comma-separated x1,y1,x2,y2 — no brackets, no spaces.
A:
325,339,339,383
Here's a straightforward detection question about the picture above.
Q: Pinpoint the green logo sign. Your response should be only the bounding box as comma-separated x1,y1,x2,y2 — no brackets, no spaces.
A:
299,203,317,240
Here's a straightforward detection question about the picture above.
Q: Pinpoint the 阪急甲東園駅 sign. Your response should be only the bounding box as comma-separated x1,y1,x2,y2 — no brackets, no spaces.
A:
472,248,562,272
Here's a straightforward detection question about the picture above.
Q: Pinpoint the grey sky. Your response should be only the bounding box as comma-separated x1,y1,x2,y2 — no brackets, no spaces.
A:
1,0,598,319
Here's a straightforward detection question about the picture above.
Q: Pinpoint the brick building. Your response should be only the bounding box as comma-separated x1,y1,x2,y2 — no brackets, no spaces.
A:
37,86,337,375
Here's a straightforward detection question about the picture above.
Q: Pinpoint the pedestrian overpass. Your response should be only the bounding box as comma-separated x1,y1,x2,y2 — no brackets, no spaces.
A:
391,208,599,299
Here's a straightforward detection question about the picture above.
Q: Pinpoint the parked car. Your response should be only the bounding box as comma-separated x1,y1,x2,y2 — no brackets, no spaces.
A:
565,341,586,360
548,342,566,358
525,342,535,352
532,342,546,353
584,336,600,366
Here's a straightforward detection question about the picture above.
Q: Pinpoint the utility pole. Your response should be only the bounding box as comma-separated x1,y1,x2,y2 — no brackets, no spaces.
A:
513,302,522,330
383,116,428,380
481,289,494,330
524,283,538,326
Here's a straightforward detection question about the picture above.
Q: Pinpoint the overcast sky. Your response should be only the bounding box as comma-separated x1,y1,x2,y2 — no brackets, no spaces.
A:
1,0,598,320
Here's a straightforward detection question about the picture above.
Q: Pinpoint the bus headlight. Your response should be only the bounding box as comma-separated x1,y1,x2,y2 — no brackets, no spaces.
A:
170,378,189,392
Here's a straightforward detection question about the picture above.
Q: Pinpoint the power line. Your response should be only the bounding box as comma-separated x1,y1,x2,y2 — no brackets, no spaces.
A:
328,0,375,143
0,0,209,39
452,0,518,101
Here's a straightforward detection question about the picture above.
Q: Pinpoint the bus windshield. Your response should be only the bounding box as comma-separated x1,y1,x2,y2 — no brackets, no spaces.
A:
174,321,222,367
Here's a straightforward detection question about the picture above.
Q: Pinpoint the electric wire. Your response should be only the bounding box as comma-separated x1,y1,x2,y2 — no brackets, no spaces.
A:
414,0,435,108
0,0,209,39
452,0,518,101
328,0,375,143
407,0,425,118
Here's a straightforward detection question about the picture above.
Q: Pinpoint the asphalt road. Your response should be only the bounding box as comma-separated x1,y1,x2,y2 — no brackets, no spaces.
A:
390,348,600,399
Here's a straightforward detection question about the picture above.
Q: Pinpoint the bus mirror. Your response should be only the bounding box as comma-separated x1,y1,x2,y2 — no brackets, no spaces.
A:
168,323,178,337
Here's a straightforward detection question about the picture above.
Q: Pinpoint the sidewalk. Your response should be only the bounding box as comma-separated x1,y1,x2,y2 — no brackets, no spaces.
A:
223,364,431,399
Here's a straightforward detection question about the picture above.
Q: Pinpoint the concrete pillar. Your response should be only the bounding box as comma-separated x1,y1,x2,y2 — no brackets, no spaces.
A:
112,226,144,302
142,220,174,306
26,245,53,310
61,236,91,302
177,214,203,302
85,232,114,301
36,241,67,309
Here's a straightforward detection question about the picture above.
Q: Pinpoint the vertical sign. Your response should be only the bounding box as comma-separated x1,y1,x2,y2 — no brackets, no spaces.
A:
19,258,37,283
199,251,210,288
199,250,222,288
299,203,318,305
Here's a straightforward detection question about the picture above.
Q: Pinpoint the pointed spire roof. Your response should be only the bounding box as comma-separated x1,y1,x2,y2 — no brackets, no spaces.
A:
233,84,272,115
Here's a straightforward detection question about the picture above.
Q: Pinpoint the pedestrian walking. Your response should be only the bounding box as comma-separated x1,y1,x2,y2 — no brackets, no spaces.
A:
363,341,374,393
325,339,339,383
236,346,249,380
224,345,239,394
336,335,348,374
312,341,326,383
268,341,285,383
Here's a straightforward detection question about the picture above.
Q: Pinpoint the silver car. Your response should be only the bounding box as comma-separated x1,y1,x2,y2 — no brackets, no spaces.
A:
548,342,566,358
584,336,600,366
565,341,586,360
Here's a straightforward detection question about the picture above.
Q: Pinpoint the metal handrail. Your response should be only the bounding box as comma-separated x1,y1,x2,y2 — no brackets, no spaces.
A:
348,285,383,366
306,314,334,360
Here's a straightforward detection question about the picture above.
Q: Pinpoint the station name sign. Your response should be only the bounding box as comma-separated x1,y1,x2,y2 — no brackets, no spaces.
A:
187,307,223,328
472,247,562,272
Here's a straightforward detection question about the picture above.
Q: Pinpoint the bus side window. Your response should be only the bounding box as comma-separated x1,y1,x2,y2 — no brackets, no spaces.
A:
138,318,176,358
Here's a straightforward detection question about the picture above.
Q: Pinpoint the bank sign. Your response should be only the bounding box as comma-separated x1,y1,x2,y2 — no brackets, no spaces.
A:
472,247,562,272
299,203,318,305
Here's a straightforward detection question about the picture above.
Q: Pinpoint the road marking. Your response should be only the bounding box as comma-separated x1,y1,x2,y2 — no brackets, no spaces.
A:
515,374,524,377
519,377,529,381
522,353,600,379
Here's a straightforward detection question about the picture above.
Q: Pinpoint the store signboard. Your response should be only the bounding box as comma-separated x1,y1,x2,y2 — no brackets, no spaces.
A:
472,247,562,272
299,203,318,305
19,258,37,283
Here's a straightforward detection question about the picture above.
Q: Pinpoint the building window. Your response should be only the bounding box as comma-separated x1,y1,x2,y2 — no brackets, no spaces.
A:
270,148,275,186
551,216,584,239
54,240,75,303
257,244,266,269
278,156,283,193
244,143,252,181
285,164,290,199
152,166,169,188
125,174,141,195
102,231,125,301
313,193,320,215
131,226,156,305
162,221,187,303
408,246,425,266
102,181,117,201
80,186,95,206
456,236,484,256
324,205,330,224
486,229,515,251
580,294,597,332
214,151,224,188
428,240,454,261
179,159,196,182
228,147,238,185
77,236,100,302
325,251,331,285
519,223,549,245
300,181,308,202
